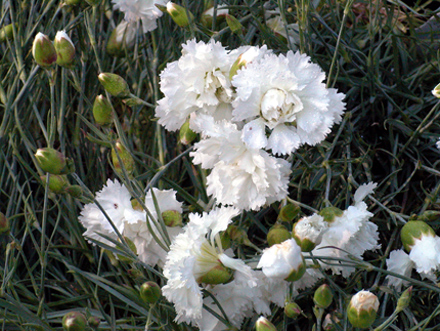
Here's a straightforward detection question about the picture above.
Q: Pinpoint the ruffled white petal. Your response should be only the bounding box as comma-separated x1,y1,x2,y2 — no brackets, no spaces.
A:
386,249,414,291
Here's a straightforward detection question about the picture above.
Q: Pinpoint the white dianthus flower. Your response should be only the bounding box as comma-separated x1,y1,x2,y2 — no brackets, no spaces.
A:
191,115,291,211
385,249,415,291
162,207,257,326
156,39,236,131
409,234,440,274
292,214,328,250
232,51,345,155
313,182,380,277
111,0,166,33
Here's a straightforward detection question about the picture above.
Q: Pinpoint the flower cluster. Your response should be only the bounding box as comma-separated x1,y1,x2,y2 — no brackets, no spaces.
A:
156,39,346,210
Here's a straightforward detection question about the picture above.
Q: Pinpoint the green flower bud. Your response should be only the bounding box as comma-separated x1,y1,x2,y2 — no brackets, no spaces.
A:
65,185,83,198
418,210,440,222
117,236,137,262
161,210,183,227
220,231,231,250
200,6,228,28
62,311,87,331
0,23,16,42
131,199,144,211
347,290,379,329
401,220,436,252
255,316,277,331
93,95,113,126
166,2,193,27
140,281,162,304
54,31,75,68
225,14,243,35
179,120,197,145
313,284,333,309
127,268,143,279
111,141,135,176
227,224,252,246
284,302,301,319
278,203,301,223
0,212,10,235
318,206,343,224
35,147,75,175
40,174,69,193
197,263,233,285
433,83,440,99
32,32,57,67
396,286,412,312
98,73,130,98
87,316,100,328
267,223,291,247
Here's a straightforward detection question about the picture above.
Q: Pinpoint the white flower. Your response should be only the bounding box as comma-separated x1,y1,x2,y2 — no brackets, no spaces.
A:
111,0,166,33
252,270,289,316
232,51,345,155
257,239,305,281
437,138,440,150
385,249,415,291
292,214,328,250
79,179,143,246
162,207,257,326
114,20,136,46
156,39,235,131
409,233,440,274
312,182,380,277
191,115,291,211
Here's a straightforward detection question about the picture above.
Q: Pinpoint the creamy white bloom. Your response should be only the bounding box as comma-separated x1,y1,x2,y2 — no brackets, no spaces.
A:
385,249,414,291
350,290,379,312
312,182,380,277
112,0,166,33
409,234,440,274
162,207,257,326
293,214,328,246
257,239,304,280
252,270,289,316
191,115,291,211
156,39,236,131
79,179,143,246
232,51,345,155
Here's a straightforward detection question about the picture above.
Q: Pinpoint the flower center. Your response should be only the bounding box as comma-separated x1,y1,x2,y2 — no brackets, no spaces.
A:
260,88,303,126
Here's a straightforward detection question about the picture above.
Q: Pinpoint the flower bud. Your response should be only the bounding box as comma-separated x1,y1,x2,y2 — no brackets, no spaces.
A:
227,224,252,246
131,199,144,211
0,23,16,42
93,95,113,126
161,210,183,227
200,6,228,28
106,21,135,57
433,83,440,98
418,210,440,222
255,316,277,331
322,313,340,331
292,214,327,252
54,31,75,68
117,236,137,262
98,73,130,98
179,120,197,145
220,231,231,250
347,290,379,329
166,2,193,27
62,311,87,331
32,32,57,67
0,212,9,235
35,147,75,175
396,286,412,312
87,316,100,328
140,281,162,304
197,263,233,285
401,220,436,252
225,14,243,35
318,206,343,224
111,141,135,176
65,185,83,198
284,302,301,319
278,203,301,223
267,223,291,246
313,284,333,309
40,174,69,193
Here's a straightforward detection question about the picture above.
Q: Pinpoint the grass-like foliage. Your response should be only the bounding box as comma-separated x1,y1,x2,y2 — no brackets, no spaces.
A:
1,0,440,330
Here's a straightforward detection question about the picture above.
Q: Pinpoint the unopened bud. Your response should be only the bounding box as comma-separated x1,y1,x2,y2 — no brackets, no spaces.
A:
197,264,233,285
106,21,134,57
35,147,75,175
40,174,69,193
318,206,343,224
396,286,412,312
111,141,135,176
322,313,340,331
433,83,440,99
255,316,277,331
284,302,301,319
65,185,82,198
200,6,228,28
161,210,182,227
62,311,87,331
140,281,161,304
131,199,144,211
87,316,100,328
166,2,193,27
98,73,130,97
278,203,301,223
179,120,197,145
33,32,57,67
347,290,379,329
314,284,333,309
0,23,16,42
0,212,9,235
225,14,243,35
267,223,291,246
117,236,137,262
54,30,75,68
401,220,436,252
418,210,440,222
227,224,252,246
93,95,113,126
